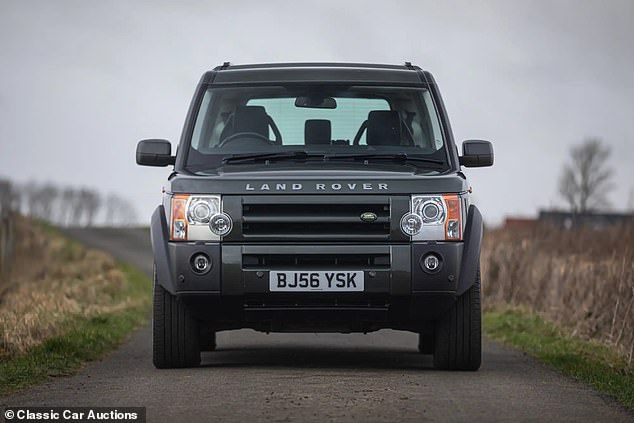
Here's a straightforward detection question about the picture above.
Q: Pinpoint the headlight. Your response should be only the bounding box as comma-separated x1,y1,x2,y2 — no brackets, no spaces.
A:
209,213,233,236
170,194,231,241
401,194,463,240
187,197,219,224
400,212,423,236
413,197,445,224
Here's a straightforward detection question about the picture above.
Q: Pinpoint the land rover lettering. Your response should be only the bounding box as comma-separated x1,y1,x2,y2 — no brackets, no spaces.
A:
245,183,389,191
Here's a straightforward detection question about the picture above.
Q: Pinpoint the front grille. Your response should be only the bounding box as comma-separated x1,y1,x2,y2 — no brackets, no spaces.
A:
242,252,390,270
243,294,390,309
241,196,391,240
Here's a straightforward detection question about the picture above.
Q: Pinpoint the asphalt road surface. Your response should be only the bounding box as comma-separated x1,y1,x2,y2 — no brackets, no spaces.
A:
2,228,633,422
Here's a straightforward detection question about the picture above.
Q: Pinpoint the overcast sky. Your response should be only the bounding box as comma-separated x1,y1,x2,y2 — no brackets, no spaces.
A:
1,0,633,224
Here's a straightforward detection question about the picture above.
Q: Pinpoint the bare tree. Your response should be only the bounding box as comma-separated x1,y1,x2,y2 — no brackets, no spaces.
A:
559,138,613,213
104,193,118,226
38,184,59,221
83,189,101,227
9,188,21,214
0,179,15,274
104,193,139,226
0,179,12,217
23,181,40,218
57,187,76,226
69,188,86,226
20,182,61,221
117,196,140,226
0,179,125,227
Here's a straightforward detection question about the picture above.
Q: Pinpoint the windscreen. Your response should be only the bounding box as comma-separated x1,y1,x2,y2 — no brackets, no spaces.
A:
186,85,447,171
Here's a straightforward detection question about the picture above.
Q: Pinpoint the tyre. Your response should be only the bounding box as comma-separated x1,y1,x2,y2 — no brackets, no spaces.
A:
200,330,217,352
152,266,201,368
433,268,482,370
417,328,434,354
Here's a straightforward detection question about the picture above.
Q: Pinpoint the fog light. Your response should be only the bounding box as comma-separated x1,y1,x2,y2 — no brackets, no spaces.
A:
209,213,233,236
400,212,423,236
422,254,441,273
191,253,212,274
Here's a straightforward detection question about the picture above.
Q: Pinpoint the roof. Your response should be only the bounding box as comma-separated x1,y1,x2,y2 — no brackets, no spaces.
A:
200,62,434,86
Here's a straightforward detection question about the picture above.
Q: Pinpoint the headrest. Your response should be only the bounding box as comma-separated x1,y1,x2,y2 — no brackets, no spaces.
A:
367,111,401,146
305,119,331,145
233,106,269,138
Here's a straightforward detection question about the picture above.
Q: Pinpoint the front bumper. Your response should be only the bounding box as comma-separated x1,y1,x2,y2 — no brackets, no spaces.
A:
158,242,463,296
151,206,482,330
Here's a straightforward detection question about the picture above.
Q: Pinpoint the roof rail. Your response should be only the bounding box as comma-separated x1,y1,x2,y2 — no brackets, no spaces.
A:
214,62,416,71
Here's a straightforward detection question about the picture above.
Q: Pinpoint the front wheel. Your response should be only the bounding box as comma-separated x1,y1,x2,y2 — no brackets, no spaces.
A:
152,266,201,368
200,330,217,352
433,268,482,370
417,328,434,354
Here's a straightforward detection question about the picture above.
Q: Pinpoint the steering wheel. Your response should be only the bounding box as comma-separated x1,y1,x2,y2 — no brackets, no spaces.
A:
218,132,273,148
267,116,283,145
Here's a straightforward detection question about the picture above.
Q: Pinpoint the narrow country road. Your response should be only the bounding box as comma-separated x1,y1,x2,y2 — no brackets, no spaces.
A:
2,228,632,422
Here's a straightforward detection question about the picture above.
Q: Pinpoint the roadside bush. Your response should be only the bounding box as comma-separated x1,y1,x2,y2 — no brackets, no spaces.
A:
481,223,634,363
0,217,137,357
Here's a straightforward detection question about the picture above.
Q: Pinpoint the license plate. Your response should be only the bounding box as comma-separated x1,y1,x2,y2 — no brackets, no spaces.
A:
269,271,364,292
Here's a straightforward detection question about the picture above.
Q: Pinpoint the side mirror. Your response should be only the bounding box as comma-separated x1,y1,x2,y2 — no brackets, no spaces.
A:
136,139,175,167
460,140,494,167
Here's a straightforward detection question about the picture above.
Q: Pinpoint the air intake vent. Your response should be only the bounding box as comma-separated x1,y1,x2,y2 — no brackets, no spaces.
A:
241,196,391,240
243,252,390,270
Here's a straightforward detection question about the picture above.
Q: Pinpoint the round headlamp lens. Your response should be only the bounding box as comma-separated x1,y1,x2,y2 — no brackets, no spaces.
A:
400,212,423,236
209,213,233,236
415,198,446,224
192,202,212,222
422,202,440,220
187,198,218,224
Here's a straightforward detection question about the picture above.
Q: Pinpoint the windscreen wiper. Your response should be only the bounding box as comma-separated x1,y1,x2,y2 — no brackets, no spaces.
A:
324,153,445,166
222,151,325,164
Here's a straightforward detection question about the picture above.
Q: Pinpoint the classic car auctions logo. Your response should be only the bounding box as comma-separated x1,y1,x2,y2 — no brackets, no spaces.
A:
245,183,389,191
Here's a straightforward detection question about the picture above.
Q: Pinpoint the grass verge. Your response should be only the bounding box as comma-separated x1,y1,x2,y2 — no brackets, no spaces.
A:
484,307,634,410
0,264,150,396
